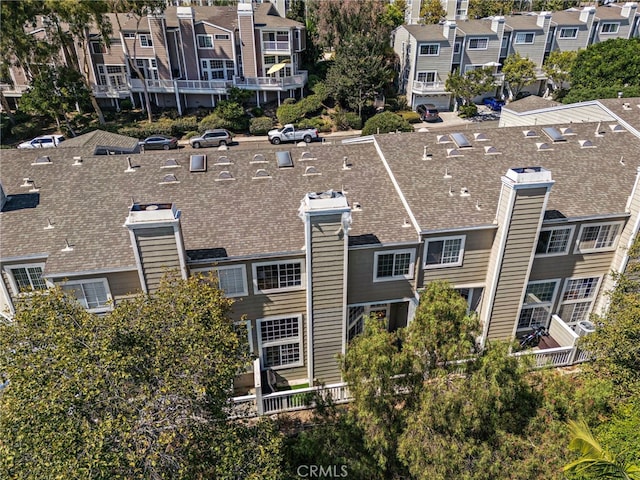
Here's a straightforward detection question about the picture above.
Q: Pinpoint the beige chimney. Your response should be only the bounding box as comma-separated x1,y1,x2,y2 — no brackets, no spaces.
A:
580,6,596,23
621,2,638,18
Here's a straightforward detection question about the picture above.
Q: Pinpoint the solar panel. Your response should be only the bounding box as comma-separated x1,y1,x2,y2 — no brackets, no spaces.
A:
190,154,207,172
276,150,293,168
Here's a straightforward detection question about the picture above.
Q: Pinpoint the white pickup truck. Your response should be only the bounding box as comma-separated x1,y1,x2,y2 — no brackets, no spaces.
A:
268,124,319,145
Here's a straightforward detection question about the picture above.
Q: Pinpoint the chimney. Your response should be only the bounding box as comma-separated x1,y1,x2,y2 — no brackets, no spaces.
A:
537,11,552,29
238,2,258,78
621,2,637,18
491,16,505,35
580,6,596,23
443,20,457,41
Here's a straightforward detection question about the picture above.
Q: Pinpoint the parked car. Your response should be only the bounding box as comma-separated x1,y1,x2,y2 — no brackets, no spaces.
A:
483,97,506,111
139,135,179,150
189,129,233,148
17,134,65,149
416,104,441,122
267,124,319,144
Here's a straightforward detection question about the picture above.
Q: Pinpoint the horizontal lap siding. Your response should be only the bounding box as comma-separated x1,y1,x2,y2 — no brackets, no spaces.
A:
135,228,181,292
487,188,547,340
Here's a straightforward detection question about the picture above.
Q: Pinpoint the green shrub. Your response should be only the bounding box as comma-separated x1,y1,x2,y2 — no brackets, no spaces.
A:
119,98,133,111
276,103,302,125
398,111,421,124
184,130,200,139
361,111,413,136
249,117,274,135
10,121,39,141
297,117,332,133
250,106,264,117
458,104,478,118
170,116,198,136
283,98,297,105
199,113,225,131
331,109,361,131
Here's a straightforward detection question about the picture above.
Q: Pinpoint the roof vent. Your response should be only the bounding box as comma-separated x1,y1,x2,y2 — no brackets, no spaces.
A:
402,219,411,228
595,122,605,137
342,156,352,170
215,155,232,165
216,171,235,181
536,142,553,151
32,156,52,165
162,158,180,168
484,145,501,155
160,174,179,184
451,132,472,148
474,132,490,141
475,200,482,210
352,202,362,211
437,134,452,144
460,187,470,197
579,139,596,148
252,168,271,179
443,168,452,179
61,238,74,252
622,102,631,110
609,124,625,133
21,178,33,188
422,146,432,160
560,127,576,135
251,153,267,164
300,151,316,161
44,217,55,230
303,165,320,176
276,151,293,168
446,148,464,157
125,157,137,173
448,185,454,196
523,130,539,138
72,156,83,166
542,126,566,142
190,154,207,172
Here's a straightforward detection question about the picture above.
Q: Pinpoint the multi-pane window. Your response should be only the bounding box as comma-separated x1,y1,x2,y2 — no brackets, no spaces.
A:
468,38,488,50
262,55,291,77
455,287,484,314
601,22,619,34
425,236,465,268
135,58,158,80
559,28,578,39
97,65,126,87
61,279,111,312
416,71,437,83
536,227,573,255
374,250,414,281
454,42,462,54
139,34,153,47
515,32,535,44
215,34,230,40
201,59,234,80
216,266,247,297
419,44,440,56
262,30,289,50
197,35,213,48
258,316,302,369
90,41,106,54
575,222,621,253
347,304,389,342
518,280,558,330
560,277,600,325
254,261,303,293
6,265,47,293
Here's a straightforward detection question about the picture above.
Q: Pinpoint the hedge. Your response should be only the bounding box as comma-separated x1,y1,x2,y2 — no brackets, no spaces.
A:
249,117,274,135
361,111,413,136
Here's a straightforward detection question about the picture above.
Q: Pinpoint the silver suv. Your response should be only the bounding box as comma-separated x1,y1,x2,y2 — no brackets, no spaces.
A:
189,129,233,148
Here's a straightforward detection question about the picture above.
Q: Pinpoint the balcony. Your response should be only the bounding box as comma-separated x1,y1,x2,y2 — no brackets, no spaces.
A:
262,41,290,53
233,71,308,91
0,83,29,97
412,80,446,94
92,84,131,98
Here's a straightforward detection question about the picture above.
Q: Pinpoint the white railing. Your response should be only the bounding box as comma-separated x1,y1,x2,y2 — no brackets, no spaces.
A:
514,345,575,368
574,348,591,364
92,84,131,97
233,71,307,90
262,41,290,51
412,80,446,92
0,83,29,95
176,79,230,92
228,394,258,419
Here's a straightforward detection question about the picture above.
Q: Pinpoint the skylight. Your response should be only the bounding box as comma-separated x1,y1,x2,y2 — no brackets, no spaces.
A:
190,154,207,172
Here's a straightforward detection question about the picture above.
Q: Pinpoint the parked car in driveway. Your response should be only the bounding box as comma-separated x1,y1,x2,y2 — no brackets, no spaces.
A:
189,129,233,148
139,135,179,150
416,104,441,122
17,134,65,149
483,97,506,111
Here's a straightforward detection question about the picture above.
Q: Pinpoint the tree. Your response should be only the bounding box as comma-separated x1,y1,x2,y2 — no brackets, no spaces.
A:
564,420,640,480
569,38,640,91
468,0,515,18
361,111,413,135
502,52,537,100
543,50,577,96
445,67,496,108
0,276,282,479
420,0,447,24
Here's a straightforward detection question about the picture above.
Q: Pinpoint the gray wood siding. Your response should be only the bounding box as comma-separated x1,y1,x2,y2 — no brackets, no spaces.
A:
551,24,591,51
178,18,199,80
347,247,418,305
414,41,454,83
134,227,181,292
512,32,546,66
238,15,257,77
420,228,494,286
487,187,547,340
148,16,171,78
310,215,346,384
462,35,501,68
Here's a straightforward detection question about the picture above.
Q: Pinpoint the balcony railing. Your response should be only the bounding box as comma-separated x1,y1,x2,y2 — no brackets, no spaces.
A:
412,80,446,93
92,84,131,98
0,83,30,96
262,41,290,51
176,79,231,93
233,71,308,91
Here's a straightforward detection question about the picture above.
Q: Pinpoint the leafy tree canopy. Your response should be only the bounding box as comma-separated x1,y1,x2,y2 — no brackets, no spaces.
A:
502,52,537,99
361,111,413,135
445,67,496,106
420,0,446,24
569,38,640,91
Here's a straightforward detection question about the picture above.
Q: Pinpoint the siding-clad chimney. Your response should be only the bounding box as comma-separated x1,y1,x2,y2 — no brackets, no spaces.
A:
580,6,596,24
537,11,552,29
621,2,638,18
443,20,457,41
147,13,171,79
238,2,258,78
176,7,199,80
491,16,505,36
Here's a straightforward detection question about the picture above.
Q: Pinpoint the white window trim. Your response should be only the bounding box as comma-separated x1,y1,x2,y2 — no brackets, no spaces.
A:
59,278,113,313
197,34,214,49
416,70,437,82
468,37,489,50
191,265,248,298
559,27,578,39
138,33,153,47
252,260,304,294
347,303,390,342
514,32,535,44
601,22,619,34
463,64,484,73
573,221,623,254
454,42,462,54
424,235,466,269
559,276,601,325
373,249,415,282
257,314,303,370
535,225,575,257
517,279,560,330
419,43,440,56
4,263,49,296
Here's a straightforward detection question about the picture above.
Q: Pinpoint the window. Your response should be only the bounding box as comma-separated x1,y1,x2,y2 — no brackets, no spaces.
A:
468,38,488,50
139,34,153,47
253,260,303,293
61,279,111,313
455,287,484,314
416,71,437,83
347,303,389,342
258,315,302,369
97,64,126,87
575,222,622,253
559,27,578,39
374,249,415,281
536,227,573,256
215,34,230,40
517,280,559,330
515,32,535,44
90,41,106,54
559,277,600,325
192,265,248,297
601,22,619,34
5,264,47,294
135,58,158,80
454,42,462,54
425,236,465,268
419,44,440,56
201,59,234,80
197,34,213,48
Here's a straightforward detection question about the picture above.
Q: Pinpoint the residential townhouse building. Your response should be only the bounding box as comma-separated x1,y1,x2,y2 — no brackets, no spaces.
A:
1,2,307,114
394,2,639,111
2,98,640,414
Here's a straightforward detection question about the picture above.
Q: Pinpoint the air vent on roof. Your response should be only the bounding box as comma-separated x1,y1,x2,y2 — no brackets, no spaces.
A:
437,134,452,144
609,124,625,132
579,140,596,148
32,156,51,165
160,174,179,184
303,166,320,176
474,132,490,141
61,238,74,252
216,155,232,165
300,151,316,161
276,151,293,168
216,171,234,181
523,130,539,138
73,156,83,166
190,154,207,172
251,153,267,164
460,187,470,197
446,148,464,157
422,146,433,160
162,158,180,168
342,157,352,170
542,127,566,142
252,168,271,179
20,178,33,188
484,146,501,155
622,102,631,110
536,142,553,151
125,157,137,173
44,217,54,230
560,127,576,135
443,168,452,179
451,132,472,148
352,202,362,211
